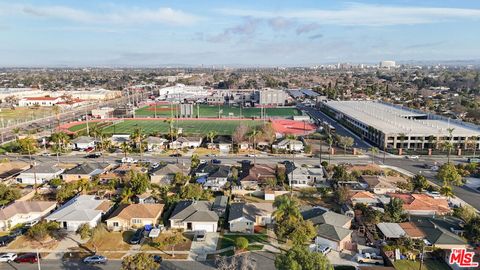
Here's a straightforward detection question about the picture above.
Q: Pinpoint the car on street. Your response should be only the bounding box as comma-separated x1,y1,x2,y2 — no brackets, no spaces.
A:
246,154,256,157
212,159,221,164
0,236,15,247
121,157,138,163
170,153,182,157
406,155,419,160
85,152,102,158
14,253,39,263
129,228,145,245
0,253,17,262
153,255,163,264
10,227,28,237
194,230,206,242
83,255,107,264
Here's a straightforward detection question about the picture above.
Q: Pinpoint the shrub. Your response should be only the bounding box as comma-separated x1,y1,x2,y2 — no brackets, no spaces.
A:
26,221,57,241
77,224,92,239
49,178,63,188
235,237,249,250
321,161,328,167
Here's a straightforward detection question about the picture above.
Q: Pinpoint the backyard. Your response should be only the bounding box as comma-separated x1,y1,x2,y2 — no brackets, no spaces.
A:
393,259,452,270
135,104,300,118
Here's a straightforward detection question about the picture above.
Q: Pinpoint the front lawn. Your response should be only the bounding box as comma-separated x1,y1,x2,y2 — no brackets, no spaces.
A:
84,230,133,252
141,232,192,251
393,259,451,270
218,233,268,250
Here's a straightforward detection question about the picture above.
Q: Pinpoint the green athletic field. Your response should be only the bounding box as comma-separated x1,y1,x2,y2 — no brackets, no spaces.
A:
98,119,263,136
135,104,300,118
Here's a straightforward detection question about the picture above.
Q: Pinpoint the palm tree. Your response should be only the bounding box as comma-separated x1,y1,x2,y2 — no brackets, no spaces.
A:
89,124,101,142
52,105,61,128
248,128,261,166
468,136,478,157
370,147,379,164
51,132,70,164
164,118,175,141
131,127,145,160
398,133,407,150
120,142,131,159
12,127,21,141
440,183,455,199
99,133,111,163
443,141,454,164
207,131,217,146
327,134,333,162
272,196,301,222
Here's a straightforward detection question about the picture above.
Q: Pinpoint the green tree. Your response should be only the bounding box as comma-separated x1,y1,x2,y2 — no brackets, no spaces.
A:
160,232,184,258
49,178,63,188
235,237,249,250
0,184,21,206
180,184,209,200
120,141,131,159
290,220,317,246
275,245,333,270
385,197,404,222
17,136,38,154
334,185,351,205
26,221,59,242
338,136,354,156
437,163,463,186
411,174,429,192
55,182,78,203
131,127,145,159
191,154,200,170
464,217,480,244
331,165,353,183
369,147,379,164
77,224,92,240
276,165,286,184
122,253,158,270
207,130,217,145
453,205,477,223
439,183,455,198
128,171,150,195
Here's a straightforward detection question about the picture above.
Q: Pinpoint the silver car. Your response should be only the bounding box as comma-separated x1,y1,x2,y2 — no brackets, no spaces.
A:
83,255,107,264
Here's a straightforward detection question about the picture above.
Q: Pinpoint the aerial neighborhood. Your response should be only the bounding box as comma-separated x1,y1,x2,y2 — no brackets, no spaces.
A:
0,64,479,270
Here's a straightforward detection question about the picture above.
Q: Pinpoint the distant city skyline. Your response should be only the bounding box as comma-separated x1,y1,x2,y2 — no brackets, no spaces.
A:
1,0,480,67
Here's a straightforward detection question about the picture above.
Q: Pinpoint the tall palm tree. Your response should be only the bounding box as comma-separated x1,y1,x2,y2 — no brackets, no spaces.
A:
51,132,70,164
327,134,333,163
370,147,379,164
164,118,175,141
99,133,111,163
131,127,145,160
207,131,217,145
272,196,301,222
443,141,454,164
120,142,131,159
248,128,261,166
440,183,455,199
89,124,101,142
52,105,61,128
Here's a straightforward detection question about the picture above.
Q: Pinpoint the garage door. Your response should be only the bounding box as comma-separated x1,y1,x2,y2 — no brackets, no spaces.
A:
193,223,215,232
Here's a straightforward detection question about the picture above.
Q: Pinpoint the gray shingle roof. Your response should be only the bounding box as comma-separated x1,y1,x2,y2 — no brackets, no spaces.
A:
316,223,352,241
63,162,110,175
301,207,352,227
228,203,245,222
170,200,218,223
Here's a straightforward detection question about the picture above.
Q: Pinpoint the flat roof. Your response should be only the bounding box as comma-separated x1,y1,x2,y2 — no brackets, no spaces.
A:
325,101,480,136
377,222,406,238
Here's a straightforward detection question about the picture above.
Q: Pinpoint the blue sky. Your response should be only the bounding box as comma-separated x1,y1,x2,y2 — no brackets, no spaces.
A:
0,0,479,67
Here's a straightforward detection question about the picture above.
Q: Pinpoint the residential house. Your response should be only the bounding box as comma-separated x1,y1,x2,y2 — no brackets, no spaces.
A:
290,166,325,187
71,136,96,150
16,163,64,185
0,201,57,231
301,206,353,251
110,134,130,146
106,204,164,231
360,175,408,194
239,164,278,190
149,163,189,185
46,195,113,231
145,136,168,152
211,135,233,154
349,191,386,206
203,165,230,191
133,191,158,204
0,161,30,182
169,137,202,149
388,193,452,216
98,164,147,183
62,162,111,182
169,200,218,232
18,96,62,107
272,139,304,152
228,202,275,233
212,195,228,218
376,222,407,239
409,216,468,250
315,223,353,251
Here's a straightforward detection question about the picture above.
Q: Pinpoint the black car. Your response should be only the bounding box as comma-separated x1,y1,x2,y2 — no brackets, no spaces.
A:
10,227,28,237
0,235,15,246
129,228,144,245
153,255,163,264
212,159,221,164
169,153,182,157
85,153,102,158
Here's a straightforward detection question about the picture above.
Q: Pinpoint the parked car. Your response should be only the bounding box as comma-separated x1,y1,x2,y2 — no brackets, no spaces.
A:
357,253,384,265
10,227,28,237
85,153,102,158
317,245,331,255
0,253,17,262
194,230,206,242
153,255,163,264
14,253,38,264
169,153,182,157
83,255,107,264
129,228,145,245
212,159,221,164
84,147,95,153
24,220,39,227
468,157,480,163
122,157,137,163
406,155,419,160
0,236,15,247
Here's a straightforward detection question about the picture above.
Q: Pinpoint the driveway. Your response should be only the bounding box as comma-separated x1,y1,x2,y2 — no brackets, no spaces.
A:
189,233,219,261
326,250,359,267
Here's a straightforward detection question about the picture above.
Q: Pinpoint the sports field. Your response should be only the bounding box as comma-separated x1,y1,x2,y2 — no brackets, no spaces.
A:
88,119,264,136
135,104,300,118
0,107,56,126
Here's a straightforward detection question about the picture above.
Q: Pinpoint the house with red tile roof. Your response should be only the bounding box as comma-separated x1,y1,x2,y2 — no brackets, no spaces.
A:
18,96,62,107
388,193,451,216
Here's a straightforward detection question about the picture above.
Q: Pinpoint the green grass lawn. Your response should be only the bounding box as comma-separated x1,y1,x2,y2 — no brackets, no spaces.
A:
393,259,451,270
135,104,300,118
218,233,268,250
99,119,262,136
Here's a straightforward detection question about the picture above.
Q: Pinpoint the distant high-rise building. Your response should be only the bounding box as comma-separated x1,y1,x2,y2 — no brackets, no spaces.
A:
380,61,396,69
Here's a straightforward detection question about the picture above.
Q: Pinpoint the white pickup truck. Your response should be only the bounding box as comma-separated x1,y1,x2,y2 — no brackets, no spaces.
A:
357,253,384,265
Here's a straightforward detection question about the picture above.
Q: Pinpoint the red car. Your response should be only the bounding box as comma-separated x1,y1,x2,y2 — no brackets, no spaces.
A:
14,253,39,263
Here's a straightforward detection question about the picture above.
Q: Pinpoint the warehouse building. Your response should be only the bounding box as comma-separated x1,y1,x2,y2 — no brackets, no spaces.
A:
320,101,480,150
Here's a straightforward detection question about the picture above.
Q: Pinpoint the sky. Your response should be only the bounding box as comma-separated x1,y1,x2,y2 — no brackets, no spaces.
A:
0,0,479,67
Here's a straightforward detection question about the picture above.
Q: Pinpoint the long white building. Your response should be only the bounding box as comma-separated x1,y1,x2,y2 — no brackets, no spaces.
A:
321,100,480,150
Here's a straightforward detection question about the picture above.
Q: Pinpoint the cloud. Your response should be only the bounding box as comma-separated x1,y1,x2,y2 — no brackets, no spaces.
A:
308,34,323,40
207,17,261,43
2,3,200,25
296,23,320,35
404,41,444,49
267,17,295,31
217,3,480,26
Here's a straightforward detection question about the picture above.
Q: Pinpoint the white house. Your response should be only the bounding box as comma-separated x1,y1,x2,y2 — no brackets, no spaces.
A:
272,139,304,152
202,166,230,191
169,137,202,149
18,96,62,107
228,202,275,233
169,200,218,232
290,166,325,187
46,195,112,232
145,136,168,152
16,163,64,185
71,136,96,150
0,201,57,231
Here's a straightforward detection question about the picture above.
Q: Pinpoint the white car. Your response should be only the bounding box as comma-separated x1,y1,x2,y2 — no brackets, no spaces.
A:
0,253,17,262
406,155,419,160
317,245,331,255
121,157,137,163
